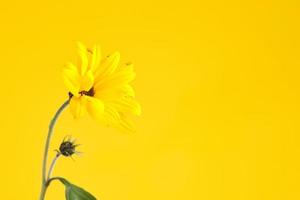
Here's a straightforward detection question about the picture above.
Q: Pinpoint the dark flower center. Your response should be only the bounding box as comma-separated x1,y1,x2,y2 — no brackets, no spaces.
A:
68,87,95,99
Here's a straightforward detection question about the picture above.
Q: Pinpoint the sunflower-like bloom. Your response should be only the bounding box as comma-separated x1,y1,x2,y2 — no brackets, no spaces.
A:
62,42,141,131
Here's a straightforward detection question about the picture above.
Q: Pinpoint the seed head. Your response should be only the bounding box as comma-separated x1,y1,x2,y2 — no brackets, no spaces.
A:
59,136,80,157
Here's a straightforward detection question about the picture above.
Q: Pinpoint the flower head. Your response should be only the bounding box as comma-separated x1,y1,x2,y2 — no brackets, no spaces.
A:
59,136,80,157
63,42,141,131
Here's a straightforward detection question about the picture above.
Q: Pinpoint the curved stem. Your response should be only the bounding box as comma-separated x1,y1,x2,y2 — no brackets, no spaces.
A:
46,177,67,187
47,153,61,181
39,100,69,200
46,177,59,186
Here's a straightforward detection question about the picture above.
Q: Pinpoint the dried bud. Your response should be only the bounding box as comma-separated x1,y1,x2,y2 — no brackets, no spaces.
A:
59,136,80,157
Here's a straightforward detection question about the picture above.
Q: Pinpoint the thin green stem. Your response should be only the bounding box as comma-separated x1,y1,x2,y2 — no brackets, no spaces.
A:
46,177,68,187
47,153,61,181
39,100,69,200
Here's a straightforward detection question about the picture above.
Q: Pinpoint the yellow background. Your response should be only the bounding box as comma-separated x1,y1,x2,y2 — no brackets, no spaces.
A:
1,0,300,199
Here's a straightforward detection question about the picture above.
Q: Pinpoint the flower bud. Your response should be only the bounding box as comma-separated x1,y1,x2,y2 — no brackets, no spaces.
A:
59,136,79,157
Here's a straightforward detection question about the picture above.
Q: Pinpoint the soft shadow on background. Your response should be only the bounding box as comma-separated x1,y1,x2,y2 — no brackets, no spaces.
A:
1,0,300,199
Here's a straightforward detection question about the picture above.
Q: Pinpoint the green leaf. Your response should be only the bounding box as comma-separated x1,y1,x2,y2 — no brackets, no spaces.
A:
56,177,97,200
65,184,97,200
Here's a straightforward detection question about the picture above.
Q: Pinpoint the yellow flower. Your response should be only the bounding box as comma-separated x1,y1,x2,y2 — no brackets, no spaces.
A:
62,42,141,131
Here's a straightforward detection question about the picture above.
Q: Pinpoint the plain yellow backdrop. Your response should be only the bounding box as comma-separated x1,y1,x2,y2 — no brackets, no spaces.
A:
0,0,300,199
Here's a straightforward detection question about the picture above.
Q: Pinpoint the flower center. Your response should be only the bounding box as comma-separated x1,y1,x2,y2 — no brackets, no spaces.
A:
68,87,95,99
79,87,95,96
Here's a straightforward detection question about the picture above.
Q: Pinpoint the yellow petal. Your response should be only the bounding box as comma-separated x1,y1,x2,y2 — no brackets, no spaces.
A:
64,61,78,72
99,104,121,126
108,97,141,116
85,97,123,127
77,42,88,76
69,96,87,118
86,104,121,127
80,70,94,91
89,45,101,72
62,63,80,97
94,51,120,84
94,63,135,90
85,96,104,120
94,84,135,100
117,114,136,132
121,84,135,97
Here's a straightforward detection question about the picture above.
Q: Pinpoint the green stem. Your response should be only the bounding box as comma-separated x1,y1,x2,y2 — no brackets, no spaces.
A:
47,153,61,181
46,177,69,187
39,100,69,200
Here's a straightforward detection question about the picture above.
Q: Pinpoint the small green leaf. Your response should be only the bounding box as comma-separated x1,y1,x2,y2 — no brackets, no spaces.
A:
57,177,97,200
